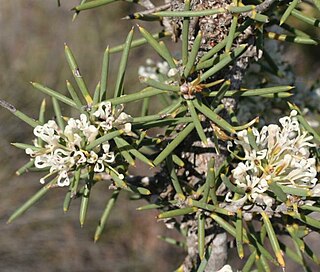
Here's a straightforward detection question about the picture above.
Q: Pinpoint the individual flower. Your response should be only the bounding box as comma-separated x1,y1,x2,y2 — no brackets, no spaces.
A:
227,110,318,207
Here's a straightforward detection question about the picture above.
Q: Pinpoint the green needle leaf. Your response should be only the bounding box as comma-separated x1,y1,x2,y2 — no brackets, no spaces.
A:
72,0,87,21
114,136,154,167
79,183,91,227
280,0,299,25
11,143,41,152
124,13,161,21
70,168,81,199
187,100,208,145
52,97,65,131
182,0,191,66
266,32,318,45
210,213,236,238
221,174,246,195
198,213,205,260
7,179,56,224
73,0,115,11
261,211,285,268
269,181,287,202
94,189,120,242
153,123,195,166
291,8,320,27
31,82,77,109
64,44,93,105
139,76,180,92
166,154,185,199
242,250,257,272
93,81,101,105
208,85,294,98
100,46,110,101
16,160,34,176
184,31,202,77
0,99,39,127
199,44,247,82
188,199,232,216
38,99,46,125
86,130,123,150
153,8,225,17
114,27,134,98
225,11,238,53
63,179,74,213
199,19,252,62
108,87,167,105
236,209,244,259
114,137,135,166
157,207,197,219
66,80,84,109
193,99,235,134
110,31,170,53
138,26,176,68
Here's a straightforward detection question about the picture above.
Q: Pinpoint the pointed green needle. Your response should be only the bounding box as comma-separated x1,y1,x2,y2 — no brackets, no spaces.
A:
79,183,91,227
261,211,285,268
52,97,65,130
153,123,195,166
157,207,197,219
184,31,202,77
100,46,110,101
266,32,318,45
64,44,93,105
73,0,115,11
182,0,191,66
7,178,56,224
187,100,207,145
110,31,170,53
198,213,205,260
166,154,185,199
31,82,77,109
93,81,101,105
138,26,176,68
94,189,120,242
16,160,35,176
236,209,244,259
280,0,299,25
0,99,39,127
113,28,134,98
291,8,320,27
66,80,84,109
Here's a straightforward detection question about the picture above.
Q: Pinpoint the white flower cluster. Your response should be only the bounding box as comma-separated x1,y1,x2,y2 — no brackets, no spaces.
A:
227,110,318,207
138,58,170,81
138,58,180,83
26,102,132,187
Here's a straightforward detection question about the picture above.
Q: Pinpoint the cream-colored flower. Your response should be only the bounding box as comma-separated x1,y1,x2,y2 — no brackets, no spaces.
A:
228,111,318,206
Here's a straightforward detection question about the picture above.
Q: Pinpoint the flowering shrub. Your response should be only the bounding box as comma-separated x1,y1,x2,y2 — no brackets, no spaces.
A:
1,1,320,271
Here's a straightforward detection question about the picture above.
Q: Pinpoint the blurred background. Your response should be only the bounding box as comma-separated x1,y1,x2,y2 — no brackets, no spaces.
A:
0,1,319,271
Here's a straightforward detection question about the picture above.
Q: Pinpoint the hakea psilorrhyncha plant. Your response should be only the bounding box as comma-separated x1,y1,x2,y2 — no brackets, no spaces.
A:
2,0,320,271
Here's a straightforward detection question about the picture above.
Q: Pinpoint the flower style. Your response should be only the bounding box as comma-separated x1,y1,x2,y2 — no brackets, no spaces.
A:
227,110,318,207
26,102,132,187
